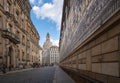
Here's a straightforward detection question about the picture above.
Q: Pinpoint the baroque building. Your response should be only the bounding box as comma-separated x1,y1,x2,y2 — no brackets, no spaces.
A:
42,33,52,65
50,46,59,65
42,49,50,65
60,0,120,82
0,0,40,68
38,46,43,65
43,33,52,50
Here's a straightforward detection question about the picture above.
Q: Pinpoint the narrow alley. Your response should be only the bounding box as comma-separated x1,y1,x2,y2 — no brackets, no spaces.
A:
0,0,120,83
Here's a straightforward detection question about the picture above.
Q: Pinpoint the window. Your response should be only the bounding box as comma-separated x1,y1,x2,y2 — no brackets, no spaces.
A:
0,15,2,28
15,10,19,21
21,12,24,19
18,50,20,61
22,52,24,61
7,23,12,32
22,35,25,45
16,30,20,37
6,2,10,12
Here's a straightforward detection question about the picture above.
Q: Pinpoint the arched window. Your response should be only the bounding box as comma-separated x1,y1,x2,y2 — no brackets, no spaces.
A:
15,10,19,21
17,49,20,61
22,51,25,61
7,23,12,32
16,30,20,38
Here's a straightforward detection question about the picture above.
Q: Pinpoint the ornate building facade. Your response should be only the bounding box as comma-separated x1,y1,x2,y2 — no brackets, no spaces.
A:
50,46,59,65
0,0,40,68
60,0,120,82
38,46,43,65
42,33,52,65
43,33,52,50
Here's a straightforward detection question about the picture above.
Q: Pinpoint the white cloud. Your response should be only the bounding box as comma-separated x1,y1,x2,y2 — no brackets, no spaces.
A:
29,0,35,4
32,0,63,30
51,39,59,46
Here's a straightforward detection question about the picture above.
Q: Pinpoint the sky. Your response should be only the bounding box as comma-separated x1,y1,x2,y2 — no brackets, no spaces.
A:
29,0,64,47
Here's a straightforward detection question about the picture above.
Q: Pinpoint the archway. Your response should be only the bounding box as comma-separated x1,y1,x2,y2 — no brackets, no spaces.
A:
7,46,15,68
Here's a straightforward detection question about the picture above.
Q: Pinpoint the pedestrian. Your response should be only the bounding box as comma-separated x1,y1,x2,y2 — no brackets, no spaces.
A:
0,64,2,72
9,65,12,71
1,63,6,74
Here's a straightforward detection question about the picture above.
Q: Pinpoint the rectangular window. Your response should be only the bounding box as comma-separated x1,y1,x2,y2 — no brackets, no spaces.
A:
0,15,2,28
22,35,25,45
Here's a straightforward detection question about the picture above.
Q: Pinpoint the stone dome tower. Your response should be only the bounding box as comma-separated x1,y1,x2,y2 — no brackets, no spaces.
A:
43,33,52,50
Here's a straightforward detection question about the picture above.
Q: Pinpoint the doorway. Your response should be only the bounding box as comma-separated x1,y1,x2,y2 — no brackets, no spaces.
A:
7,46,14,68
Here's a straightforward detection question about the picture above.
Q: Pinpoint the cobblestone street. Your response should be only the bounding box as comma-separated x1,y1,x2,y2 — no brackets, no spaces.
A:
0,66,75,83
0,67,55,83
0,0,119,83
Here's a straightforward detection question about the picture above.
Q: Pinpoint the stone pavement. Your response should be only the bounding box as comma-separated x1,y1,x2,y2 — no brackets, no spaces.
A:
0,67,55,83
0,68,33,75
0,66,75,83
53,66,75,83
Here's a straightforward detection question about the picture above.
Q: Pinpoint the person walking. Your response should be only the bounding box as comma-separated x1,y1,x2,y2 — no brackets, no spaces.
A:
1,63,6,74
9,65,12,71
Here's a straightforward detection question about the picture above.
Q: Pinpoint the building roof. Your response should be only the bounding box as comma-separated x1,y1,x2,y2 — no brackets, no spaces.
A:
50,46,58,48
